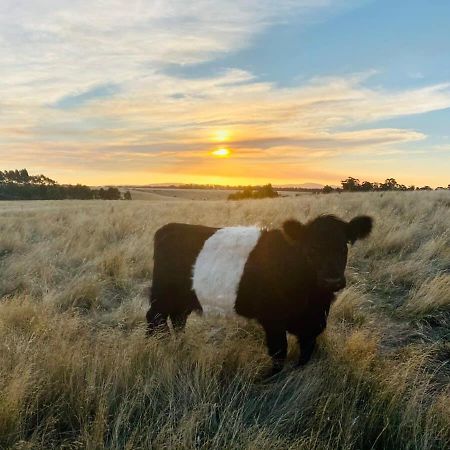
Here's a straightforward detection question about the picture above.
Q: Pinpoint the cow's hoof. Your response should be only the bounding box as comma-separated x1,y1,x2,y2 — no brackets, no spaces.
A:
294,360,310,370
259,367,283,383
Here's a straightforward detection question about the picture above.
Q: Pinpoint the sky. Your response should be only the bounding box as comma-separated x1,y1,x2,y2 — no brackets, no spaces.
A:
1,0,449,187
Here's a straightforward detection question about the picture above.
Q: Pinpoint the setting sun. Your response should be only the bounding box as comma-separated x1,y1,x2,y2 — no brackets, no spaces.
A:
211,148,231,157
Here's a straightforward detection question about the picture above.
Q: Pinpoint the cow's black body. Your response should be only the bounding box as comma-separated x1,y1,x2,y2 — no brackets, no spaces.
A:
235,228,336,371
147,215,372,374
148,223,216,330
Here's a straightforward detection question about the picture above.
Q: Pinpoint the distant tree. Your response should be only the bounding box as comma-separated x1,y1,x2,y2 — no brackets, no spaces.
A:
124,190,132,200
95,187,121,200
336,177,442,193
66,184,94,200
360,181,374,192
0,168,119,201
380,178,399,191
255,183,278,199
228,184,278,200
241,187,253,199
322,185,334,194
105,187,121,199
341,177,360,192
19,169,30,183
34,174,57,185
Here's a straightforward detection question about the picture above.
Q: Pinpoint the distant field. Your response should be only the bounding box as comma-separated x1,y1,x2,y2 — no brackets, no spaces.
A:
124,188,235,201
0,192,449,449
123,187,308,201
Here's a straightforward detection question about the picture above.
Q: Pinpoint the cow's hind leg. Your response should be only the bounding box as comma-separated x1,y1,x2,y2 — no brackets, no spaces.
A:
170,312,189,333
146,307,169,336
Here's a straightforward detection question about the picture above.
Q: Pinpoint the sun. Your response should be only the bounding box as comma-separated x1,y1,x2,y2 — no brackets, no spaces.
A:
211,148,231,157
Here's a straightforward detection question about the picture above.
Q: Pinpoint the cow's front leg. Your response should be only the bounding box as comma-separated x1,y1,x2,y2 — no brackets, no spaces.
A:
262,323,287,376
296,336,316,367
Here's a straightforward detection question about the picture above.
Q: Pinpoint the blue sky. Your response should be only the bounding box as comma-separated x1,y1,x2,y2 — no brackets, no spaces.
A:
0,0,449,186
174,1,450,87
53,84,121,109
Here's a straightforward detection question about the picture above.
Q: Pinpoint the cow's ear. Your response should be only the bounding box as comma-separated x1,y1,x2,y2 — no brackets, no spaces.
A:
282,219,304,242
346,216,373,244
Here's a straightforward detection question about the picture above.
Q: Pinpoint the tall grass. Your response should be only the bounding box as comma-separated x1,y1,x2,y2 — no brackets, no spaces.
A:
0,191,449,449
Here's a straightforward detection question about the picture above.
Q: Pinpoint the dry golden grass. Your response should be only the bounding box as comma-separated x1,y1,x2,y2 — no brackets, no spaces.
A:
125,188,233,201
0,191,449,449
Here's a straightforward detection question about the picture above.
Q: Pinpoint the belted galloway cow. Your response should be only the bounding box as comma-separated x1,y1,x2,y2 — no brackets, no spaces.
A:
147,214,373,374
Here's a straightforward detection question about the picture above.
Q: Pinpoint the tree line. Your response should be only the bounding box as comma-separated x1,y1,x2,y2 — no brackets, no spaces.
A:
228,184,279,200
322,177,450,193
0,169,132,201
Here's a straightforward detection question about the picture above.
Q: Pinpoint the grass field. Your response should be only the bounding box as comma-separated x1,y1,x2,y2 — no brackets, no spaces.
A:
125,188,234,201
0,191,449,449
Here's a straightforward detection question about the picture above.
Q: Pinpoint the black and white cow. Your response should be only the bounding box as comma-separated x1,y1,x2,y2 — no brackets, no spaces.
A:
146,215,373,374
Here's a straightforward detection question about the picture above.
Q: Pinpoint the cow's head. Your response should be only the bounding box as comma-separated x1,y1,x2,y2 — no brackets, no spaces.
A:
283,215,373,292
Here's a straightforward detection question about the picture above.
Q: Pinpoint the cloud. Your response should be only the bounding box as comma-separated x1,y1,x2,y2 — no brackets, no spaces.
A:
0,0,449,186
0,1,334,101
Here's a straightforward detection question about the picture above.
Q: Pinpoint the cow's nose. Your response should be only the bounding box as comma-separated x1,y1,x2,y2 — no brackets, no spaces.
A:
324,277,346,291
